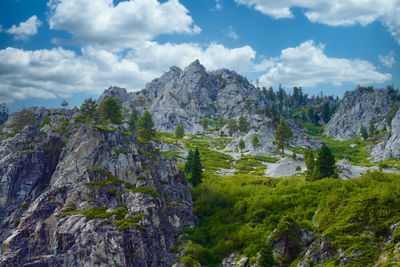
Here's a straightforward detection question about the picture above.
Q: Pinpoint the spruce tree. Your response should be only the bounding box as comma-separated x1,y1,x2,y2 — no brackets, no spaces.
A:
258,242,275,267
227,118,238,136
136,110,156,141
175,124,185,141
99,97,123,124
184,150,194,176
274,120,293,155
251,134,260,149
238,115,250,135
303,149,315,180
129,107,139,132
81,98,97,117
322,102,331,123
312,143,336,180
191,148,203,186
239,138,245,151
360,124,368,140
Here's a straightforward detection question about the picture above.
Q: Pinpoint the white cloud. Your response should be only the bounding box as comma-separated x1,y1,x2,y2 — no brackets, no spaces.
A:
6,15,42,40
234,0,400,44
0,42,256,103
258,40,391,88
226,26,239,40
48,0,201,50
379,51,396,67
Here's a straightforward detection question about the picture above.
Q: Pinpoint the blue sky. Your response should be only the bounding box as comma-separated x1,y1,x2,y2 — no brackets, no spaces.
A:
0,0,399,112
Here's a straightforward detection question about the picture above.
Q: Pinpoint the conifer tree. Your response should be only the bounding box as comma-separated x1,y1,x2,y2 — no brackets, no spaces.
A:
239,138,245,151
360,124,368,140
274,120,293,154
303,149,315,180
227,118,238,136
129,107,139,132
369,121,375,137
184,150,194,176
136,110,156,141
175,124,185,141
251,134,260,149
312,143,336,180
238,115,250,135
99,97,123,124
258,242,275,267
191,147,203,186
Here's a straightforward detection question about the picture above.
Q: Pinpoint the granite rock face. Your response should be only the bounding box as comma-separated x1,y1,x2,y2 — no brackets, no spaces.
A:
325,88,396,141
0,112,195,266
102,60,267,134
370,109,400,161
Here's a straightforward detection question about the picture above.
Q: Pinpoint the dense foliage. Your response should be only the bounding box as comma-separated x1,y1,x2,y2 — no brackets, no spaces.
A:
184,171,400,266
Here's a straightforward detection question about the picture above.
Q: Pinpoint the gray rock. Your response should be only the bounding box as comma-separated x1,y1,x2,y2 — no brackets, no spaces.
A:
0,123,196,266
325,88,396,140
370,109,400,161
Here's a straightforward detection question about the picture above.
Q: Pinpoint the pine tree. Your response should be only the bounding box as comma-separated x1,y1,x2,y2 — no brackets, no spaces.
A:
175,124,185,141
136,110,156,141
251,134,260,149
238,138,245,151
99,97,123,124
189,147,203,186
303,149,315,180
129,107,139,132
184,150,194,176
80,98,97,117
274,120,293,155
312,143,336,180
369,121,375,137
258,242,275,267
360,124,368,140
238,115,250,135
227,118,238,136
322,102,331,123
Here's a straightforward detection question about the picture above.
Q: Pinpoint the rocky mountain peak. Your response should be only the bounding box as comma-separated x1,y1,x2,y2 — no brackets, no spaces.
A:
184,59,206,74
325,87,397,140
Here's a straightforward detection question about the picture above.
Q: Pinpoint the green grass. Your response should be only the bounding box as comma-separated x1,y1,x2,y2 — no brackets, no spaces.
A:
183,137,234,171
114,213,147,230
89,168,122,187
323,137,377,165
182,171,400,266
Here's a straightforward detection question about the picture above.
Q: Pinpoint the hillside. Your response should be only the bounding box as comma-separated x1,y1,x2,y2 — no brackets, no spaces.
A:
0,62,400,266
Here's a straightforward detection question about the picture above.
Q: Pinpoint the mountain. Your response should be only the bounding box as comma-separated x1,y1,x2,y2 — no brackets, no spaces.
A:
101,60,267,134
325,87,398,140
1,61,400,267
0,109,195,266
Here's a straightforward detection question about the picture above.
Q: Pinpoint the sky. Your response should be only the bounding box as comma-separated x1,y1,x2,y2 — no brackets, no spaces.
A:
0,0,399,112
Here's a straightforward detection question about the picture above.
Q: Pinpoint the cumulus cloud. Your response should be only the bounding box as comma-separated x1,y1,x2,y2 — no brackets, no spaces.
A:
48,0,201,50
0,42,256,103
379,51,396,67
234,0,400,44
6,15,42,40
258,40,391,88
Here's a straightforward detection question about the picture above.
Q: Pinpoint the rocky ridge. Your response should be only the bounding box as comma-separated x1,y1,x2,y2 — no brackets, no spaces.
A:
0,109,195,266
325,88,397,141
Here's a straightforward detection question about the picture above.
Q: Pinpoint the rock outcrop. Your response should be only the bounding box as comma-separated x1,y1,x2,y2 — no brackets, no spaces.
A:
325,88,397,140
0,112,195,266
101,60,267,134
370,109,400,161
